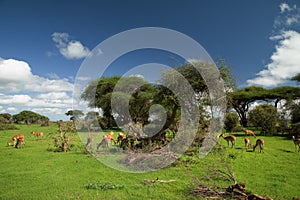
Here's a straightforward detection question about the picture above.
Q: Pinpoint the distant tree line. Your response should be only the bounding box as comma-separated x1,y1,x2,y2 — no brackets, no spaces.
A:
0,110,50,130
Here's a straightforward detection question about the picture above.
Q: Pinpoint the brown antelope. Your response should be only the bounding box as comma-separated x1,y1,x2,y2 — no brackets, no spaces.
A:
292,136,300,152
85,134,93,149
244,129,256,138
253,138,264,153
117,132,126,145
97,138,111,150
32,131,43,138
220,133,236,148
15,137,25,149
7,134,25,147
244,137,252,151
103,131,116,144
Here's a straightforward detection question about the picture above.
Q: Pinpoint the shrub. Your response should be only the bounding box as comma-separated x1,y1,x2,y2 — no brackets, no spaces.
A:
290,103,300,124
248,104,279,136
224,112,239,132
0,123,19,130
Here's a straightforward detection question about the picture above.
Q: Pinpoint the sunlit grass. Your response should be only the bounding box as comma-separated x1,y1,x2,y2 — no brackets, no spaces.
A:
0,124,299,199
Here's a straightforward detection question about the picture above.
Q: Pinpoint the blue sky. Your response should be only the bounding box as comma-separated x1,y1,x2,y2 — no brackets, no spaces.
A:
0,0,300,120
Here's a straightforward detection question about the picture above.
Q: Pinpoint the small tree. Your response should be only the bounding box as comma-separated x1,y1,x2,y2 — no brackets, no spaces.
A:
52,121,76,152
65,110,84,122
224,112,239,132
248,104,279,136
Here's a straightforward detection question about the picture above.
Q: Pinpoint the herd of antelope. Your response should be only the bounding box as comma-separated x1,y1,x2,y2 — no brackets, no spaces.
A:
6,128,300,153
220,129,300,153
6,131,43,149
85,131,127,151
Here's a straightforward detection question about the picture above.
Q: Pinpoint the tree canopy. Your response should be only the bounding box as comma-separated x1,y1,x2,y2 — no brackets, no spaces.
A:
13,110,49,125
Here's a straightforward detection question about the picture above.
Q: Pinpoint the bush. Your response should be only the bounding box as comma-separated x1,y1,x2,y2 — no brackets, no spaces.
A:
248,104,279,136
290,103,300,124
0,123,19,130
224,112,239,132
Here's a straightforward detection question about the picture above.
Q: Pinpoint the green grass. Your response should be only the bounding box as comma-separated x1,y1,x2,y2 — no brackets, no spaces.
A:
0,125,299,199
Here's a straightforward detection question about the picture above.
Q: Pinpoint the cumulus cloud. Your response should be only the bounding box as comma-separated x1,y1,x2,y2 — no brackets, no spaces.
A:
247,30,300,87
0,58,73,92
52,32,91,59
0,58,75,120
247,3,300,88
0,59,32,83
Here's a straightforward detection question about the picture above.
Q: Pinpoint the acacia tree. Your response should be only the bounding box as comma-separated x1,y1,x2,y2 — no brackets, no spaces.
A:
81,76,156,129
227,87,270,127
65,110,84,122
270,86,300,108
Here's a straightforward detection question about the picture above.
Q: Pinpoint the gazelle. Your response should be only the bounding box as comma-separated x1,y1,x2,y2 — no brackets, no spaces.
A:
32,131,43,138
220,133,236,148
244,137,252,151
7,134,25,147
15,137,25,149
292,136,300,152
97,138,111,150
253,138,264,153
244,129,256,138
85,134,93,149
103,131,116,144
117,132,126,145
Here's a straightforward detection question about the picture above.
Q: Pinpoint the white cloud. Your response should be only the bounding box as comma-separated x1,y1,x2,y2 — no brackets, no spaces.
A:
0,58,73,92
7,107,17,112
0,59,32,83
0,58,75,120
36,92,69,100
47,73,60,80
280,3,292,13
52,32,91,59
0,94,31,105
275,3,300,28
247,30,300,87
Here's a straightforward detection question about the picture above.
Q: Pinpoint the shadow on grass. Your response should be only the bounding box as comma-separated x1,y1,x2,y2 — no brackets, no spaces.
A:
278,148,293,153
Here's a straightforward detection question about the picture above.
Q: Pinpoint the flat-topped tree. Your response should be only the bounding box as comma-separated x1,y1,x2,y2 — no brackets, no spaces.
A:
227,86,269,127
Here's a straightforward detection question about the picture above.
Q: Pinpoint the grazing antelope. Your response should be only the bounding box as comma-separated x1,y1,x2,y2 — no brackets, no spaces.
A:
103,131,116,144
7,134,25,147
117,132,126,145
96,138,111,150
244,137,252,151
85,134,93,149
244,129,256,138
292,136,300,152
15,137,25,149
220,133,236,148
32,131,43,138
253,138,264,153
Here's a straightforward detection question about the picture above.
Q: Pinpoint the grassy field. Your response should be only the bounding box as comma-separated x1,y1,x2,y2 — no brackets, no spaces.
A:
0,124,299,199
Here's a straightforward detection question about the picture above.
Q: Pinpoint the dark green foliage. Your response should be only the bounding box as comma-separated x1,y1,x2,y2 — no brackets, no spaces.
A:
51,121,77,152
0,123,19,130
291,73,300,83
65,110,84,122
86,181,124,190
290,103,300,124
224,112,239,132
228,86,300,127
0,113,13,123
248,104,279,136
12,110,49,125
